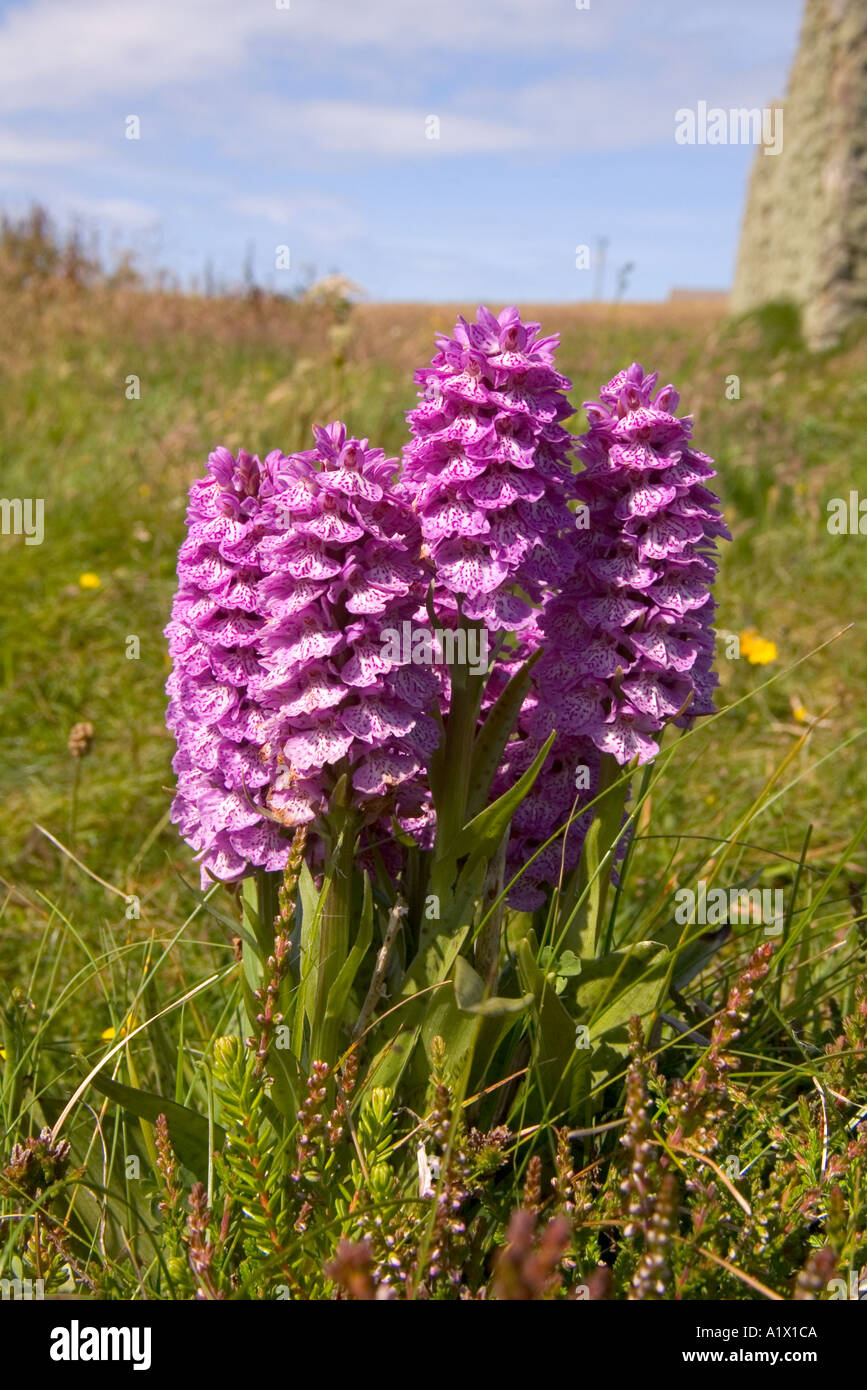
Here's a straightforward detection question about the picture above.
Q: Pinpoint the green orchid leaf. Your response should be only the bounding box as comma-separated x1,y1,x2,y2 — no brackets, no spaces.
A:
516,934,588,1120
324,871,374,1025
465,649,541,821
441,732,555,888
88,1074,224,1173
574,941,670,1031
453,953,533,1017
573,941,670,1091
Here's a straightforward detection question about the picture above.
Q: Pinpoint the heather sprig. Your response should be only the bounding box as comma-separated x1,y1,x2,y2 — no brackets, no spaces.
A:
628,1171,678,1300
667,940,775,1153
0,1126,71,1198
153,1113,181,1219
185,1182,221,1300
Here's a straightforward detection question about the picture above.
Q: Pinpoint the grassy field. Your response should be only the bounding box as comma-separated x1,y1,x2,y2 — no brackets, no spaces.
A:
2,285,866,1000
2,261,867,1300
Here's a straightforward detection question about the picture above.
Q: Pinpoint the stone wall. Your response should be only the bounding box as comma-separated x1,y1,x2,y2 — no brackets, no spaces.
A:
730,0,867,349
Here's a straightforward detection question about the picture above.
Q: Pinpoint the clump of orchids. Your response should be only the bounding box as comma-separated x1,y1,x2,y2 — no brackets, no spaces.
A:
166,307,729,1109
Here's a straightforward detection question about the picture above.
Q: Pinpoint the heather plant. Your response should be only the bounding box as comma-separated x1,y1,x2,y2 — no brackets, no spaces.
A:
4,983,865,1300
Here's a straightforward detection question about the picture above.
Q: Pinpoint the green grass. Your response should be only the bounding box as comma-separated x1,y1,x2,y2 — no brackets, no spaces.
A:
1,279,866,1299
2,289,866,985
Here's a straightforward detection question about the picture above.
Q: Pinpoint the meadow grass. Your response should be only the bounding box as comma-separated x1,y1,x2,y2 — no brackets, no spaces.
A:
1,269,866,1298
2,286,865,981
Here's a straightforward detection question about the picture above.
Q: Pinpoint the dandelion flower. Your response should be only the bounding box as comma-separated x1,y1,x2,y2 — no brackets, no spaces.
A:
740,628,777,664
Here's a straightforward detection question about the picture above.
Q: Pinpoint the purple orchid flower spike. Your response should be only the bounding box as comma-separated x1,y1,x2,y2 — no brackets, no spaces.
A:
166,447,290,885
502,362,729,908
165,427,438,889
535,362,730,770
400,304,580,634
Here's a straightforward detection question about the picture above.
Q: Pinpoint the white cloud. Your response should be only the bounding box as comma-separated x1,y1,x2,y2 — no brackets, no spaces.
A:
0,0,803,177
0,129,96,163
1,0,800,114
0,0,253,111
503,55,795,153
233,192,361,242
277,101,530,156
62,195,159,229
0,0,628,115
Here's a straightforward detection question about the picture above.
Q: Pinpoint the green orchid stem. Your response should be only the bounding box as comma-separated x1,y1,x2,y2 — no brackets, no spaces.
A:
601,759,652,954
437,673,480,848
377,660,485,1074
313,808,359,1068
592,753,631,945
559,753,632,960
240,872,281,1023
255,871,281,949
429,662,484,914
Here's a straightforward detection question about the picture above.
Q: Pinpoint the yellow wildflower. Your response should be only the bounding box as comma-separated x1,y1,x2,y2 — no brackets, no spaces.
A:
740,628,777,665
102,1017,136,1041
78,572,101,590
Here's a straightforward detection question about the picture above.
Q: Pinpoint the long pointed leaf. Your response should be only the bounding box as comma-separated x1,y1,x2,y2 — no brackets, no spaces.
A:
465,650,540,820
88,1074,224,1173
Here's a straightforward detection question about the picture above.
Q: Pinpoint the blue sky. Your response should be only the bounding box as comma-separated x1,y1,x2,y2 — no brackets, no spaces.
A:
0,0,803,300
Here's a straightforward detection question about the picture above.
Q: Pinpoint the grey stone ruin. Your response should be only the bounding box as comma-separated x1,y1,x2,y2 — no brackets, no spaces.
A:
730,0,867,349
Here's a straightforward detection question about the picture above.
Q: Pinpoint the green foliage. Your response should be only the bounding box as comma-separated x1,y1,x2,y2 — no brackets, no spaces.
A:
2,277,867,1299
